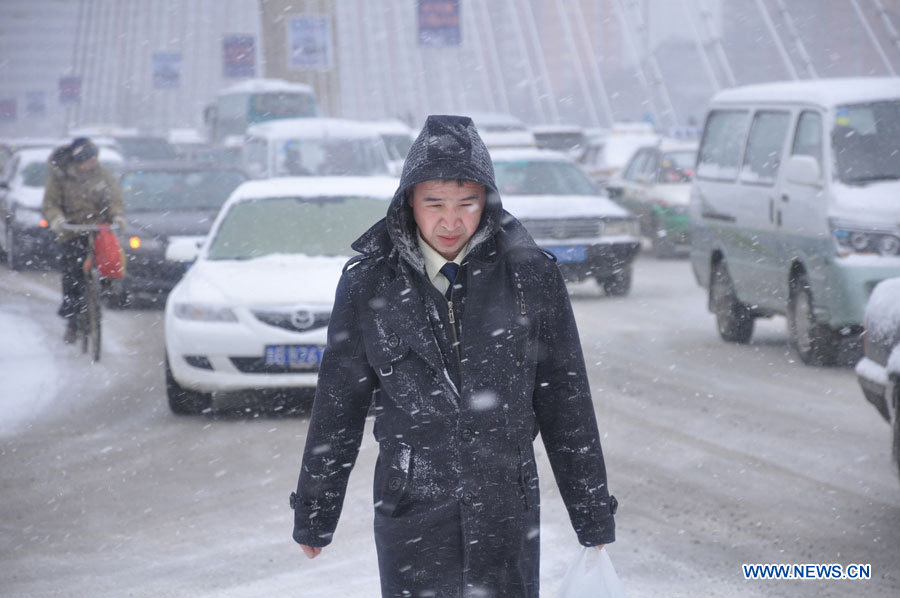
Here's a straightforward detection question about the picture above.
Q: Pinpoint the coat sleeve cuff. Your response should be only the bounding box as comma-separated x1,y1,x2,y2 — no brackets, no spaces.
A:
573,495,617,546
291,492,338,547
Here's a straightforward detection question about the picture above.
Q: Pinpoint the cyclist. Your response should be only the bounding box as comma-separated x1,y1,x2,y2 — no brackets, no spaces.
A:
42,137,125,344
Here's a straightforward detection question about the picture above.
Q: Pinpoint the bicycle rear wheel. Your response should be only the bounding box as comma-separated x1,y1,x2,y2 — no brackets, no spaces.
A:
85,269,102,362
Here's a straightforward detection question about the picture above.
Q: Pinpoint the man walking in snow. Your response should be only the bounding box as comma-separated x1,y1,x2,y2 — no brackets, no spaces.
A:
291,115,616,597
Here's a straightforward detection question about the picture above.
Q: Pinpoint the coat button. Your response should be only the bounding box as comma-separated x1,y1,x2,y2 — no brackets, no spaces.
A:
387,335,400,348
388,477,402,491
461,492,475,506
460,428,474,442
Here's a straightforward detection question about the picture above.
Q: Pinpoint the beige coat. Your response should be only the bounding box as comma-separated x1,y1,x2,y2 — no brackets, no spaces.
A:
42,150,124,243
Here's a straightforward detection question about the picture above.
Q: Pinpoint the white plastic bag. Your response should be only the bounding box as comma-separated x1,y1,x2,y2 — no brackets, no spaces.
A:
557,546,626,598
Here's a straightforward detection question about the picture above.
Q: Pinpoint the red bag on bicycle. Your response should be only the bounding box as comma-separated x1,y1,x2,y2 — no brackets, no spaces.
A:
93,224,126,279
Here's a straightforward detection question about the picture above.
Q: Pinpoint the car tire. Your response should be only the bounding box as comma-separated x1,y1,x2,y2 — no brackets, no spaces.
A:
892,382,899,481
710,261,754,343
788,273,838,366
6,224,22,271
166,355,212,415
599,266,632,297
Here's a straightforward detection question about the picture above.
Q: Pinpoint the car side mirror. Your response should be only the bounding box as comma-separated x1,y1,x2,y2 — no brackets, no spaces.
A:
166,238,200,262
0,181,9,190
605,184,623,198
785,154,823,188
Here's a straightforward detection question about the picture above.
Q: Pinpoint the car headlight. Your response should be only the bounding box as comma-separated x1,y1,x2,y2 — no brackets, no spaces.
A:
13,206,45,228
603,219,640,237
831,220,900,257
173,303,238,322
127,236,165,251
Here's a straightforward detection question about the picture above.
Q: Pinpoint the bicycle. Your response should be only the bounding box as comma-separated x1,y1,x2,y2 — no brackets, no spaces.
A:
60,223,120,363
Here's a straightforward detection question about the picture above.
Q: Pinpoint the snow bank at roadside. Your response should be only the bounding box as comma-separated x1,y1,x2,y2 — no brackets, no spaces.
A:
0,310,58,436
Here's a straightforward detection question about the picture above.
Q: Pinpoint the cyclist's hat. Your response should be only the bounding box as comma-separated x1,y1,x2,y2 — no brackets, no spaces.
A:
70,137,99,163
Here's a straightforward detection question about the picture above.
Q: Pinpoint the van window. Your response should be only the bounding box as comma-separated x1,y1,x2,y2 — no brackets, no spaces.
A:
698,110,749,180
832,100,900,185
740,111,790,185
791,111,823,165
623,149,650,181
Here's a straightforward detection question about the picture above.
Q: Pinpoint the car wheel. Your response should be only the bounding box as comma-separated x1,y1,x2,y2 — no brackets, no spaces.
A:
710,261,754,343
103,282,131,309
788,273,838,366
6,225,22,271
165,355,212,415
599,266,632,297
892,382,899,481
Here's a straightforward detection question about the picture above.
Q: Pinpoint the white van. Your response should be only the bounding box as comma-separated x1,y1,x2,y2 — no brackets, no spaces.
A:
690,77,900,365
242,118,393,179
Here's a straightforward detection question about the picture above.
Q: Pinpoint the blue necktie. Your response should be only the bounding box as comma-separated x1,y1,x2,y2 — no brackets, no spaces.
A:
439,262,459,300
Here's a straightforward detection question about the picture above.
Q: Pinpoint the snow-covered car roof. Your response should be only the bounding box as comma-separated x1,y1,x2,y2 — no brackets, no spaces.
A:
711,77,900,108
364,119,414,136
489,148,572,163
468,112,529,131
246,118,384,141
226,176,398,205
217,78,314,96
14,146,124,165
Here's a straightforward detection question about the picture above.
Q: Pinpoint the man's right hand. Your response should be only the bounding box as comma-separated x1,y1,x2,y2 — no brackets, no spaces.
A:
300,544,323,559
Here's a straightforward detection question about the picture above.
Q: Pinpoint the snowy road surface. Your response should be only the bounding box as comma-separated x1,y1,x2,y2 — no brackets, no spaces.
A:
1,256,898,597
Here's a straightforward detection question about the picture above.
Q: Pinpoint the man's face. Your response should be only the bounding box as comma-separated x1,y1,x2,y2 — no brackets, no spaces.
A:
75,157,98,173
409,179,486,261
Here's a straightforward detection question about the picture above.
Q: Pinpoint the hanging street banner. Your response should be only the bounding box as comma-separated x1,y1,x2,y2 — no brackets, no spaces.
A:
58,76,81,104
152,52,181,89
25,91,46,117
287,15,333,71
0,98,16,122
418,0,461,47
223,35,256,78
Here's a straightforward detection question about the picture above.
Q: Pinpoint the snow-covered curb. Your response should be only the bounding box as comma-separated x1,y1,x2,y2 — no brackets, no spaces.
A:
0,310,59,436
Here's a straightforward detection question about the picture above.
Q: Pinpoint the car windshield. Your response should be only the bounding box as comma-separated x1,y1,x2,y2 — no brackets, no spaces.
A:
21,162,49,187
275,138,389,176
206,196,387,260
534,132,586,153
493,160,599,195
832,100,900,184
381,134,412,161
115,138,178,160
121,169,246,211
659,150,697,183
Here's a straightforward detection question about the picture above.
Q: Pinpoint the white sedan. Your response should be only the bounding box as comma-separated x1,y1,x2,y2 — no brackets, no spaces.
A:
163,176,397,414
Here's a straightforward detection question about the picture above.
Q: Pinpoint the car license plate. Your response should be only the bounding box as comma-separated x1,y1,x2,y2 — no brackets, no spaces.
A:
264,345,324,368
550,245,587,263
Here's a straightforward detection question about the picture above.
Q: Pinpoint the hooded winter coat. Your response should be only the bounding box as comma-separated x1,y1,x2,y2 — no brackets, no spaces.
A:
42,145,124,244
292,115,616,598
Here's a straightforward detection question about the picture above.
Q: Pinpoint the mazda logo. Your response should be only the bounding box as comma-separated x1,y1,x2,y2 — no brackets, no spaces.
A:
290,310,315,330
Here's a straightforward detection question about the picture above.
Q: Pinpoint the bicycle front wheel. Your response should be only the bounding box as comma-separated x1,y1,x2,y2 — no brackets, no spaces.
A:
86,269,102,363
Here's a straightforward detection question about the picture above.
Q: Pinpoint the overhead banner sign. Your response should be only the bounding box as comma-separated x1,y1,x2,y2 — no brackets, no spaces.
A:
25,91,46,117
152,52,181,89
0,98,16,122
223,35,255,78
287,15,333,71
59,76,81,104
418,0,461,47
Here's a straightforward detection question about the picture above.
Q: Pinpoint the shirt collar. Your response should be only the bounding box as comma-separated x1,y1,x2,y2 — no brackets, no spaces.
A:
417,231,468,283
